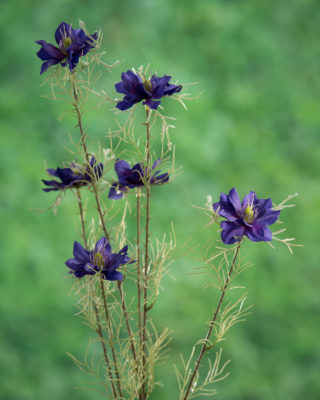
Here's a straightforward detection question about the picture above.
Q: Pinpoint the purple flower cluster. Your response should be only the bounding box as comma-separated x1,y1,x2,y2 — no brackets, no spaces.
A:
108,159,169,199
213,188,280,244
115,70,182,110
42,156,103,192
65,237,132,280
36,22,97,74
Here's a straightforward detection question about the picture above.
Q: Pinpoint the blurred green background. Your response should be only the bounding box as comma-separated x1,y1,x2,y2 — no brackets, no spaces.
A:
1,0,319,399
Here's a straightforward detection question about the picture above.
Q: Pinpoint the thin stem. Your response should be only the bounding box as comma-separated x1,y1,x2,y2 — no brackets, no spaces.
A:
93,301,118,399
71,74,136,391
183,241,242,400
99,277,123,398
136,188,142,348
75,188,118,398
75,188,88,249
70,76,110,241
141,107,151,400
71,80,89,163
118,281,137,364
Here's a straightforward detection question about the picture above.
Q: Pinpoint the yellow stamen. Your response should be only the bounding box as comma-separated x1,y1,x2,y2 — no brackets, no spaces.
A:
94,252,104,269
243,205,254,223
144,80,152,93
63,37,72,49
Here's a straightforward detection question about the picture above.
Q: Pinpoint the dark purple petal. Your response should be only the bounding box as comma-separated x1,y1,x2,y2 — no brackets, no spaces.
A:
213,193,239,222
143,99,161,109
163,83,182,96
95,236,107,250
215,188,281,244
115,81,126,95
81,32,98,56
83,263,97,274
55,22,73,45
73,28,86,43
36,40,64,61
116,71,180,111
254,209,280,226
42,179,63,191
255,198,272,209
121,71,143,93
116,70,149,99
151,75,171,98
93,163,104,179
46,168,60,177
55,167,78,184
151,172,169,184
241,191,257,209
246,225,272,242
39,61,53,75
108,184,125,199
152,159,160,170
73,241,91,262
67,41,86,54
115,159,131,177
116,98,139,111
150,75,182,98
103,270,123,281
228,188,242,214
95,237,112,261
220,221,245,244
73,269,87,278
130,163,144,185
74,265,96,278
65,258,83,271
37,23,97,74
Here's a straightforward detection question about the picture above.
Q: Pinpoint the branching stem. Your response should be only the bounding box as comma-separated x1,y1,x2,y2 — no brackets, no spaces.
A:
75,187,118,398
136,188,142,347
71,75,135,398
99,277,123,398
71,76,110,241
141,107,151,400
183,240,242,400
118,281,138,364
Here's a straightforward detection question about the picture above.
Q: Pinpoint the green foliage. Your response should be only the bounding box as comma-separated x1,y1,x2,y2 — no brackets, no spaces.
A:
1,0,319,399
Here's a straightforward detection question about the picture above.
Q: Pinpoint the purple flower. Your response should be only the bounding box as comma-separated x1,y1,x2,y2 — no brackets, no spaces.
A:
213,188,280,244
115,70,182,110
65,237,132,280
108,159,169,199
35,22,98,74
42,156,103,192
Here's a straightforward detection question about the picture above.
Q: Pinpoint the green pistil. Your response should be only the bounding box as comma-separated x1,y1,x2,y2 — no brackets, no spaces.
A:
94,252,104,269
243,205,254,224
63,37,72,49
144,80,152,93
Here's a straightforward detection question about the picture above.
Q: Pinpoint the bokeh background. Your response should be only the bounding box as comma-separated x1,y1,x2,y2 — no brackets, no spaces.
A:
1,0,319,399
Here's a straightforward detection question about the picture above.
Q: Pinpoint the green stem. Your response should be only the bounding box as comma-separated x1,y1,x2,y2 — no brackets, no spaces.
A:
93,301,118,399
136,188,142,348
183,241,242,400
75,188,118,398
141,107,151,400
118,281,137,364
99,277,123,398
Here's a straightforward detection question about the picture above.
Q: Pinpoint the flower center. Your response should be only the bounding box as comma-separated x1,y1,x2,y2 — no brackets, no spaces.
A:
243,205,255,224
144,80,152,93
94,252,104,269
63,37,72,50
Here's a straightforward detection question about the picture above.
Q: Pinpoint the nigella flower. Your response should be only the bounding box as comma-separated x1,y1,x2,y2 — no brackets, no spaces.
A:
65,237,132,280
35,22,98,74
213,188,280,244
42,156,103,192
115,70,182,110
108,159,169,199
